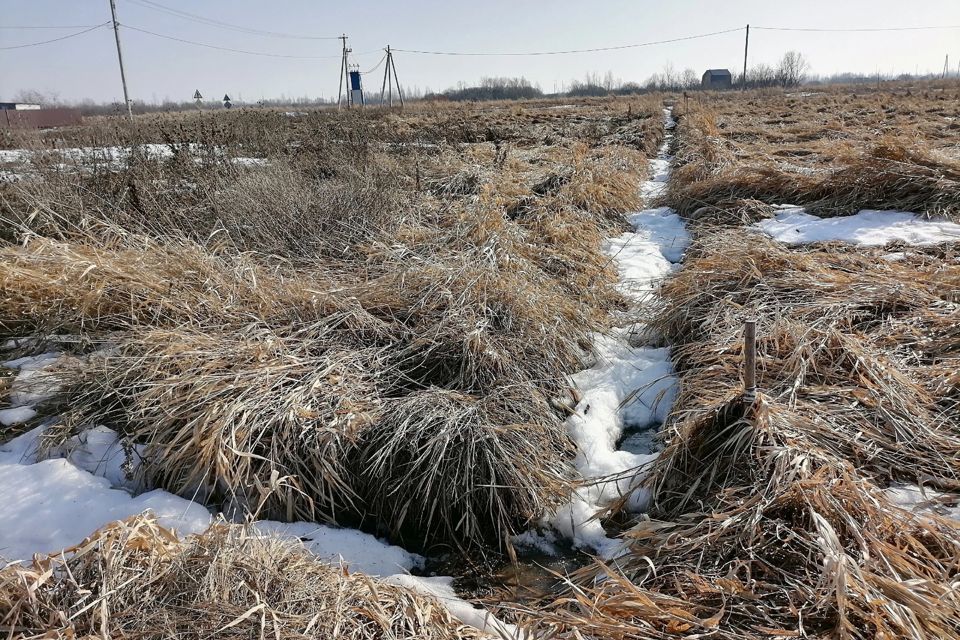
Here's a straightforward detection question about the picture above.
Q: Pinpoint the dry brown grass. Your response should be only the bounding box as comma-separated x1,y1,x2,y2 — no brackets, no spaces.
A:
665,87,960,220
0,97,663,558
0,515,485,639
533,230,960,639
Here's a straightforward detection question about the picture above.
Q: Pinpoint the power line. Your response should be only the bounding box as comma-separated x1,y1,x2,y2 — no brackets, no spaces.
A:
392,26,745,56
121,24,380,59
754,24,960,32
126,0,340,40
0,25,104,29
0,23,109,50
363,53,387,75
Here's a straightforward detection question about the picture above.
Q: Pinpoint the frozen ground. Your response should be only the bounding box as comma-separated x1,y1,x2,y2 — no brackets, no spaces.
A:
545,108,690,557
757,207,960,246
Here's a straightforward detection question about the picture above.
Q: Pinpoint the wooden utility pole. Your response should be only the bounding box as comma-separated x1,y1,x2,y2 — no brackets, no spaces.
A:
380,45,403,108
337,34,351,109
743,318,757,403
390,49,404,107
741,24,749,90
108,0,133,119
381,47,390,106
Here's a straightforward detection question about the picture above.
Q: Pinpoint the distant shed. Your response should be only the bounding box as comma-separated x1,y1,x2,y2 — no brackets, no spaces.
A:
701,69,733,90
0,107,82,129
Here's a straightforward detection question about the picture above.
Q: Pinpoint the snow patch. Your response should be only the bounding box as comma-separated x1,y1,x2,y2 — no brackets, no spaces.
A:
0,457,212,563
885,483,960,521
254,520,423,576
385,575,524,639
758,208,960,246
0,406,37,426
548,108,687,556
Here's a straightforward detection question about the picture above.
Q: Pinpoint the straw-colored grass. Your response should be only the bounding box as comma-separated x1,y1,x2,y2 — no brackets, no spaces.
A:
0,515,485,639
0,97,662,558
665,88,960,220
533,229,960,639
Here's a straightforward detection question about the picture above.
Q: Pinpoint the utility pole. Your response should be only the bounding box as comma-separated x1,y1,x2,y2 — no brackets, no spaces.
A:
944,54,950,79
381,45,403,108
390,48,403,107
337,34,351,109
108,0,133,119
741,24,749,90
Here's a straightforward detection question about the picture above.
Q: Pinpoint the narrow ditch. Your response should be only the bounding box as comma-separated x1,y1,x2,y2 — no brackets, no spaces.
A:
463,105,691,605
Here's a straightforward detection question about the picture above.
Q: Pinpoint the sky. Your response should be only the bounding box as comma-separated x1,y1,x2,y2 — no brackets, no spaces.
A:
1,0,959,104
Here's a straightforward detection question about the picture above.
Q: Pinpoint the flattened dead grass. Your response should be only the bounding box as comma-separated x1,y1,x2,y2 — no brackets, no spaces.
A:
0,515,485,639
534,230,960,639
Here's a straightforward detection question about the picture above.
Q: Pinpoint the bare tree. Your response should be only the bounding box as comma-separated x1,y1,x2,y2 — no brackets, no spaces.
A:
681,68,699,89
776,51,810,88
13,89,61,106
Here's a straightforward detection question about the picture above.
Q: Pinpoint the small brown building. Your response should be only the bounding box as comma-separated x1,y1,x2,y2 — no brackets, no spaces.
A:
701,69,733,90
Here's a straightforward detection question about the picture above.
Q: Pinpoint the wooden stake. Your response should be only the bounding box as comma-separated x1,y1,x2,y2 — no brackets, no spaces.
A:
743,318,757,403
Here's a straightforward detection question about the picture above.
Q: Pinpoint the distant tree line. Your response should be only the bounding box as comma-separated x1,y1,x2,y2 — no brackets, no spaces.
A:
11,49,960,113
425,77,543,101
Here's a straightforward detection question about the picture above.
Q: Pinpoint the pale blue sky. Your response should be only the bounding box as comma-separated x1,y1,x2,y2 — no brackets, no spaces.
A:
2,0,959,104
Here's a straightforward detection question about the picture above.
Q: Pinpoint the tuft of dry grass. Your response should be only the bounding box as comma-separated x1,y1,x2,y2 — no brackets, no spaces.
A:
0,515,485,639
359,386,575,554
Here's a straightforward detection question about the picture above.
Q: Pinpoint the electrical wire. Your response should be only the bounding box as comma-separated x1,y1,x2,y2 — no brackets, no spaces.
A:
0,25,103,29
126,0,340,40
121,24,379,59
392,26,745,56
0,22,109,50
362,53,387,75
753,24,960,32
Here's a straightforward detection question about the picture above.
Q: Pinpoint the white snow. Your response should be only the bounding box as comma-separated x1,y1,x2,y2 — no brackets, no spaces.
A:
254,520,423,576
0,424,213,563
3,352,62,407
757,207,960,246
60,425,144,491
1,144,268,172
0,406,37,426
385,575,524,639
885,483,960,522
547,108,688,556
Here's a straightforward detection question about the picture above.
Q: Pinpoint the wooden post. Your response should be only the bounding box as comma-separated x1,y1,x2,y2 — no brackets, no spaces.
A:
743,318,757,403
741,24,749,91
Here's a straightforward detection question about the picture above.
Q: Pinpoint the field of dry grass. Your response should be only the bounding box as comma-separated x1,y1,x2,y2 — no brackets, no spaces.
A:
0,96,667,637
663,84,960,220
2,84,960,639
527,85,960,640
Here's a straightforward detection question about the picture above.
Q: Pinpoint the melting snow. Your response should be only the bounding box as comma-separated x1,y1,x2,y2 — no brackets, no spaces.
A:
254,521,423,576
548,108,689,556
885,483,960,522
385,575,523,639
758,207,960,246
